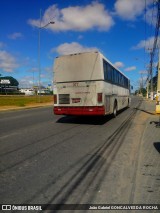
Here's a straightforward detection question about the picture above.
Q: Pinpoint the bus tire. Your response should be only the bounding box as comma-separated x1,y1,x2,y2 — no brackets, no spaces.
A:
113,102,117,118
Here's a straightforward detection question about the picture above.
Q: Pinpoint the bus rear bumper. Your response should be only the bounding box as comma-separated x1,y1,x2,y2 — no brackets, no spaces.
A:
54,106,105,116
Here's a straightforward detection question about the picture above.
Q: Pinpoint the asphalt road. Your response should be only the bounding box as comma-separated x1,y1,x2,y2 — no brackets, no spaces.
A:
0,97,149,211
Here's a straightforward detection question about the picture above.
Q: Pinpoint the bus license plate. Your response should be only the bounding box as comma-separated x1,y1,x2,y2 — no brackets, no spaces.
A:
72,98,81,103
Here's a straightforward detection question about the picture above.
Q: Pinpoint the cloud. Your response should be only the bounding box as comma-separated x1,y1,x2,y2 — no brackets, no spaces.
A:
52,42,98,55
19,76,34,88
114,0,152,20
113,61,124,68
19,71,52,88
139,70,148,74
27,67,38,73
0,50,19,72
8,32,23,40
78,35,83,40
45,66,53,73
132,36,160,50
138,75,148,83
28,2,114,32
0,42,6,49
145,6,157,26
125,66,136,71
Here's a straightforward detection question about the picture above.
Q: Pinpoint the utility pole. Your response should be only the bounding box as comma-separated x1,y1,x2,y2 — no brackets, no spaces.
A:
157,55,160,96
150,0,160,100
146,78,149,99
149,50,154,100
156,49,160,113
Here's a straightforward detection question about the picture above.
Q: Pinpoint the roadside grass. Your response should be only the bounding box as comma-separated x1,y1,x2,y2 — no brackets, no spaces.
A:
0,95,53,107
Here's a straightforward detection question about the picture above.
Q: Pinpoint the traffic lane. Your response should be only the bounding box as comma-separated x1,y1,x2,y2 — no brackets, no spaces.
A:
0,96,139,135
0,97,141,204
0,106,57,137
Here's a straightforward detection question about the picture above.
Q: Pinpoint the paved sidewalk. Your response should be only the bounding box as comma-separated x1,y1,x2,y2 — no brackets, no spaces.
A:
133,99,160,206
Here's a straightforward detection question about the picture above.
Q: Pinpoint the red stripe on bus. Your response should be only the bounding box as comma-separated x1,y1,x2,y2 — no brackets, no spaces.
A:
54,106,105,116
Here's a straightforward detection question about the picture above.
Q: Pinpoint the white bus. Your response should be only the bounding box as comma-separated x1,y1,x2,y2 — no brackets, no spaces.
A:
53,51,130,116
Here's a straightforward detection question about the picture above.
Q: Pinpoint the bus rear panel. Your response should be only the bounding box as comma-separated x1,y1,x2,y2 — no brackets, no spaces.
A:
54,81,105,115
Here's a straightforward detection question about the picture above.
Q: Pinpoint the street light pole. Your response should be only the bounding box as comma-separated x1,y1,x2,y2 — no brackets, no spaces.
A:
38,9,55,102
38,9,42,102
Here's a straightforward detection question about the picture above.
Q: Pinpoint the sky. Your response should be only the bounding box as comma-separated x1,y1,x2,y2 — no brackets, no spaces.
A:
0,0,159,91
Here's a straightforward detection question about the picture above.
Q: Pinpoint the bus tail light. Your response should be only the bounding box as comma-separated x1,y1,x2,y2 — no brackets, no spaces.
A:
97,93,102,103
54,94,57,104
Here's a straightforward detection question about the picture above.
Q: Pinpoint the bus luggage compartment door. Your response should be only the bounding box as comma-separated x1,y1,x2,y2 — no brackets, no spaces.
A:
105,95,110,113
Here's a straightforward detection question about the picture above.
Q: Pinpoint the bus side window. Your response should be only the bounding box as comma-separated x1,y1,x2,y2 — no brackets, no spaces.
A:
103,60,112,82
112,68,115,84
128,79,130,89
121,75,124,86
103,59,129,88
117,72,120,85
107,64,112,82
124,77,128,88
114,69,118,84
103,60,107,81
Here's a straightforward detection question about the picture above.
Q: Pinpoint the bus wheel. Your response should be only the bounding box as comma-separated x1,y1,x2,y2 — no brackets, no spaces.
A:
113,102,117,118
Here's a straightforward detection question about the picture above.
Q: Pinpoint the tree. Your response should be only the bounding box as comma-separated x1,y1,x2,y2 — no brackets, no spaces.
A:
141,88,147,97
135,88,146,97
